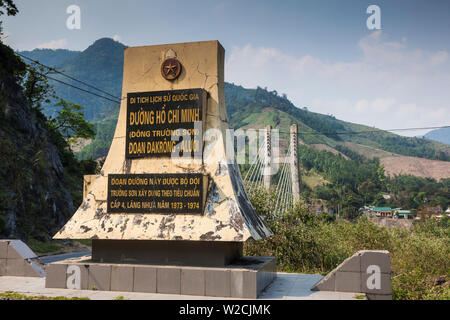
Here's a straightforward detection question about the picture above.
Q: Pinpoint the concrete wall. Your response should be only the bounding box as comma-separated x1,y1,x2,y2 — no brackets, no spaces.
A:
312,250,392,300
46,256,277,298
0,240,45,277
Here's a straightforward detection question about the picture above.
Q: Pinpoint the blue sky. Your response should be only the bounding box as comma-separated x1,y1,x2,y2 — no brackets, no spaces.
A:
3,0,450,136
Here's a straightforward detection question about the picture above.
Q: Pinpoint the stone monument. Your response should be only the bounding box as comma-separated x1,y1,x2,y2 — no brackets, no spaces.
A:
46,40,276,298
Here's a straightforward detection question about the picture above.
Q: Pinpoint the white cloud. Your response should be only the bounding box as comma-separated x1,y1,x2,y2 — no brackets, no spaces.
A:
429,51,448,66
225,31,450,137
36,39,68,50
355,100,369,113
371,98,396,113
394,103,417,119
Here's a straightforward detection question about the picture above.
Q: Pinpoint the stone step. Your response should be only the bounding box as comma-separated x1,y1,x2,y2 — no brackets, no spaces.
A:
0,240,45,278
311,250,392,300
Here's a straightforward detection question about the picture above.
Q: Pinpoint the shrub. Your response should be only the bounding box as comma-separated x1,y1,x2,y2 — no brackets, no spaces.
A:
244,190,450,300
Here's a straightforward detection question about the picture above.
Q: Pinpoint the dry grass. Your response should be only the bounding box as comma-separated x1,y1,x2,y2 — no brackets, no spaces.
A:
340,142,397,159
301,170,329,189
381,156,450,181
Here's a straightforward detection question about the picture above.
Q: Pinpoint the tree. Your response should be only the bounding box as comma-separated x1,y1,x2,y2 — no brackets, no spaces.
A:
376,163,386,188
0,0,18,40
342,192,363,217
49,99,95,143
19,62,94,143
358,180,377,205
21,62,56,111
341,207,359,220
288,200,315,225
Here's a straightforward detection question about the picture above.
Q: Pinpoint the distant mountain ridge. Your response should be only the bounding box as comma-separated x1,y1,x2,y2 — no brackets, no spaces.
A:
18,48,79,69
425,127,450,145
21,38,126,121
19,38,450,165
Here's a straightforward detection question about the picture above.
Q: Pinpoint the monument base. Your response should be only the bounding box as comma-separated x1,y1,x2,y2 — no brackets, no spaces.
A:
45,256,276,298
92,240,242,267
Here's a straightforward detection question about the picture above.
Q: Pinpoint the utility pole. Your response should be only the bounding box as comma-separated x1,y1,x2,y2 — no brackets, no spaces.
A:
290,124,300,202
263,125,272,190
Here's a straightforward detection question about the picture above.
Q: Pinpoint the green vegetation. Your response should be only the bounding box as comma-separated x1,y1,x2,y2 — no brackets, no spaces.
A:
43,38,125,121
225,83,450,161
296,143,449,217
48,99,95,144
27,238,63,255
362,133,449,161
74,239,92,247
76,104,118,160
18,49,79,70
300,169,328,190
387,176,450,210
0,35,97,239
244,188,450,300
26,238,92,255
0,291,89,300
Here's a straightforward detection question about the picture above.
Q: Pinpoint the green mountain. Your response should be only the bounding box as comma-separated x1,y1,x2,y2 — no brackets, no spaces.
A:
20,38,125,121
425,127,450,145
20,38,450,163
225,84,449,160
19,48,79,69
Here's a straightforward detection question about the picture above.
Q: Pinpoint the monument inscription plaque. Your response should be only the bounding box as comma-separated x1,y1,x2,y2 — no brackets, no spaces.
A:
107,173,205,214
126,88,206,158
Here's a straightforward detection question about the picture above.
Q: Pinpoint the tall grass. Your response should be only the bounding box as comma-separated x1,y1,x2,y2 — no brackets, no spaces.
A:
244,188,450,300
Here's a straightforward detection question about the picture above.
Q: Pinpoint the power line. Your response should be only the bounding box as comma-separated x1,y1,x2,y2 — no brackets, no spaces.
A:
16,52,122,101
278,125,450,136
30,67,122,105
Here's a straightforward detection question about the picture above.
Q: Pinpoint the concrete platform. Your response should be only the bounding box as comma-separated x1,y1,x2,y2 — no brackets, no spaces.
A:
45,256,277,299
0,274,364,300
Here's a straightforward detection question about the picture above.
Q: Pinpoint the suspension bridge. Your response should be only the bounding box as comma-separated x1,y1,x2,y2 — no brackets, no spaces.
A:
242,124,301,216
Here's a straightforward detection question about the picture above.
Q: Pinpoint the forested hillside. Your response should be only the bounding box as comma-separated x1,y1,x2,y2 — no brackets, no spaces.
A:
225,83,450,161
22,38,125,121
0,43,96,240
19,48,79,69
